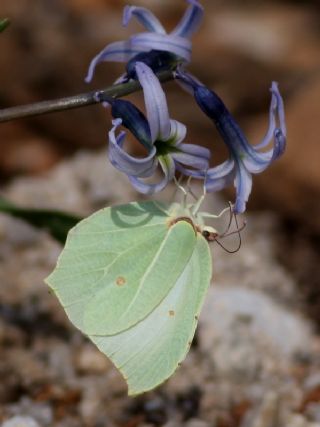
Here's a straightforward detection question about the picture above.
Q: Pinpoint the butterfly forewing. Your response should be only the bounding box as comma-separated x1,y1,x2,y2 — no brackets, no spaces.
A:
46,201,170,332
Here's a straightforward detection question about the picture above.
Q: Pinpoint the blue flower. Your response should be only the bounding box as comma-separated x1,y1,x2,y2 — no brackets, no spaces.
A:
175,70,287,213
106,63,210,194
85,0,203,83
104,62,210,194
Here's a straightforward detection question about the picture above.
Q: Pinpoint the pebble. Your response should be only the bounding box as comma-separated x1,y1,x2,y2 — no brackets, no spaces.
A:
1,417,40,427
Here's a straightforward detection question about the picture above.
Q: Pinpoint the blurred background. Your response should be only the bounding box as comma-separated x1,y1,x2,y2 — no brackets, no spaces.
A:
0,0,320,426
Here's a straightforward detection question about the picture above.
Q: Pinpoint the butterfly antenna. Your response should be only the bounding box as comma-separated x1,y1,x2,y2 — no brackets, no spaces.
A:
213,238,241,254
216,214,247,253
218,202,234,238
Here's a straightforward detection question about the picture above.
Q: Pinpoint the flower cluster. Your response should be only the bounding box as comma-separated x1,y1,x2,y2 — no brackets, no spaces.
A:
86,0,286,213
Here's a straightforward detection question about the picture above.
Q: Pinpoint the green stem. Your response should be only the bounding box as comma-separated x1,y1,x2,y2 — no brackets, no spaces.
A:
0,70,174,123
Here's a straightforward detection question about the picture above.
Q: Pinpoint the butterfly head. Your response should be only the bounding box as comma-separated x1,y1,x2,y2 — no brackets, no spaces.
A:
201,226,219,242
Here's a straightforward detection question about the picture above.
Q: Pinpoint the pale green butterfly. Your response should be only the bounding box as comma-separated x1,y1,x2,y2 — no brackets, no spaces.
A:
45,197,227,396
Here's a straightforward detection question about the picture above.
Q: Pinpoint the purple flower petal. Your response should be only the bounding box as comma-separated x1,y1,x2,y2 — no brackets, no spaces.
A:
254,81,286,150
123,6,166,34
128,155,175,194
174,163,207,177
243,82,286,172
172,152,209,170
242,153,272,173
205,159,235,191
233,165,252,214
169,120,187,145
110,98,152,150
108,119,157,177
171,141,210,171
85,41,140,83
131,33,192,61
171,0,204,39
273,128,286,159
206,174,235,193
135,62,171,141
207,158,235,179
273,83,286,138
177,142,210,160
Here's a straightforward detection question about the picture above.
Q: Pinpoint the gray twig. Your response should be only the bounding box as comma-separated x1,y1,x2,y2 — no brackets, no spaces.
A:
0,70,174,123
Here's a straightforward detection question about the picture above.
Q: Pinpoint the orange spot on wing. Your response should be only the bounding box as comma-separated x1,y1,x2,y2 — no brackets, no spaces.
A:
116,276,126,286
169,310,175,317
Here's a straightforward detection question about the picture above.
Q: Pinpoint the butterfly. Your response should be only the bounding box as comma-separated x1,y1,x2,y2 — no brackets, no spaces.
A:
45,198,241,395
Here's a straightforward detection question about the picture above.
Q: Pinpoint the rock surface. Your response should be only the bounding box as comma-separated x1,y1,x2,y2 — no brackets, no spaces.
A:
0,149,319,426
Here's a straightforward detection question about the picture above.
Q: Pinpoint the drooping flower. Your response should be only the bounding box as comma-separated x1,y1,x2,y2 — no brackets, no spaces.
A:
175,70,287,213
85,0,203,83
105,62,210,194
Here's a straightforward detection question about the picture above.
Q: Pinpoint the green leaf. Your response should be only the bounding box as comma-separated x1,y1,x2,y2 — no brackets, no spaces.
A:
0,196,81,243
46,200,212,395
0,18,10,33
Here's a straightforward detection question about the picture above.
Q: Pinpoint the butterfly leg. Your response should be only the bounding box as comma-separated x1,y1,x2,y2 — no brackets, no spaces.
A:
173,176,190,209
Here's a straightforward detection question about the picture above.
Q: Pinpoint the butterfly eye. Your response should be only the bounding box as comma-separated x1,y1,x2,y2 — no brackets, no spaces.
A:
202,230,218,242
202,230,210,239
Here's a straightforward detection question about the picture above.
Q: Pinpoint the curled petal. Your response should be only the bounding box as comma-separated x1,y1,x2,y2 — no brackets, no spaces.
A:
110,99,152,150
205,158,235,191
243,83,286,172
254,81,287,150
128,155,175,194
273,128,286,159
169,119,187,145
272,82,286,138
207,158,235,180
135,62,171,141
174,163,206,177
109,119,157,177
173,141,211,178
233,165,253,214
177,142,210,160
242,132,285,173
85,40,140,83
242,153,271,174
253,90,276,151
171,0,204,38
123,6,166,34
171,142,210,171
205,174,235,193
131,33,192,62
172,151,209,171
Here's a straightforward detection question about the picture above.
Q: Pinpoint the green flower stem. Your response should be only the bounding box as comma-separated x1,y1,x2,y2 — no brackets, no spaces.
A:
0,70,174,123
0,196,81,243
